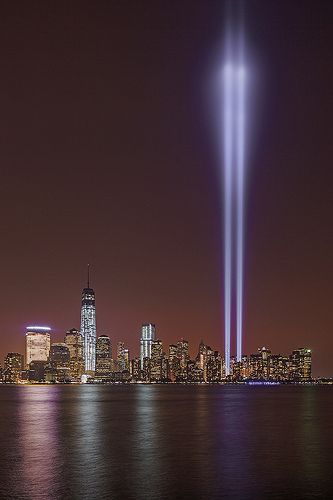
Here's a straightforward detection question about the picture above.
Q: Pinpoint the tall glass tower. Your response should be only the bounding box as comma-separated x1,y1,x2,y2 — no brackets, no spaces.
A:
80,266,97,373
140,323,155,365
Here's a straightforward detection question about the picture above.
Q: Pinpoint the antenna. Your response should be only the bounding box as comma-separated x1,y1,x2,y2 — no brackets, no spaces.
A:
87,263,90,288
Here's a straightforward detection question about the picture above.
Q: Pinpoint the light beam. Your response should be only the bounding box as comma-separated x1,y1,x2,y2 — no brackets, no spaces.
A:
236,65,245,362
222,24,247,374
223,63,234,375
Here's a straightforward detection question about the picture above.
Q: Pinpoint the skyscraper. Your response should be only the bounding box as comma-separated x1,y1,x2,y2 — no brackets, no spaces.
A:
25,326,51,367
140,323,155,365
150,339,166,382
65,328,84,381
116,341,130,372
48,343,71,382
49,343,70,369
289,348,312,381
4,352,24,383
95,335,112,380
80,266,97,373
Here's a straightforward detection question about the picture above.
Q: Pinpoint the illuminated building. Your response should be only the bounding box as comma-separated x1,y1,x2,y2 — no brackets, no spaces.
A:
196,341,214,382
131,357,141,381
124,348,130,371
29,360,48,382
140,323,155,365
168,344,180,381
267,354,288,381
3,352,24,383
289,348,312,381
176,339,189,381
187,360,203,383
177,339,189,367
150,339,165,382
80,267,97,374
95,335,112,381
240,355,249,379
65,328,84,381
169,344,177,362
206,351,223,383
259,347,271,379
117,341,126,371
49,343,70,367
142,357,151,382
47,343,71,382
25,326,51,367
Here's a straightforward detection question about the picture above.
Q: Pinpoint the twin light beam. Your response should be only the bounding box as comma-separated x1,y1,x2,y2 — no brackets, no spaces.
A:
223,33,246,375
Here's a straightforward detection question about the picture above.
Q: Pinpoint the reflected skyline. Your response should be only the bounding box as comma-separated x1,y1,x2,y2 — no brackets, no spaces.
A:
0,385,332,499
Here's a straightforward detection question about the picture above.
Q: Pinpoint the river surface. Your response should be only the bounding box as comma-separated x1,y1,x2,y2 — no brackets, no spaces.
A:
0,385,332,499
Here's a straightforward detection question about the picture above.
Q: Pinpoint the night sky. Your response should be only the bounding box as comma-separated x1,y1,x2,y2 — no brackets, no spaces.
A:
0,1,332,376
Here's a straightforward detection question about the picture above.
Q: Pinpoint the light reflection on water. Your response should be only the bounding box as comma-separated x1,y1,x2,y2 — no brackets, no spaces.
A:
0,385,332,499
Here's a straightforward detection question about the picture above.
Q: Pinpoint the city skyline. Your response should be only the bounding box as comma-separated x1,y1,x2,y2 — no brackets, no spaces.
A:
0,321,315,384
0,275,324,382
0,272,332,378
0,275,317,382
0,1,332,377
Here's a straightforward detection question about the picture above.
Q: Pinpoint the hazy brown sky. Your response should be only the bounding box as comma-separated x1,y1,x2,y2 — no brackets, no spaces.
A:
0,1,332,376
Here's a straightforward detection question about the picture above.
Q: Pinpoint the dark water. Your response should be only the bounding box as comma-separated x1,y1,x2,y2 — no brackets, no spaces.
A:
0,385,332,499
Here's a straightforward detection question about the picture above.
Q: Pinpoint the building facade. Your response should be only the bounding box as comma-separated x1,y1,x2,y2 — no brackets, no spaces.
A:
80,273,97,373
47,343,71,382
65,328,85,381
140,323,155,365
25,326,51,367
3,352,24,383
95,335,112,380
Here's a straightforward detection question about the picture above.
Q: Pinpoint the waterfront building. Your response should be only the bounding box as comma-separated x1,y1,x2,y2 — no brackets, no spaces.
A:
29,360,48,382
49,343,70,367
80,267,97,374
131,357,141,381
65,328,84,381
248,353,263,379
206,351,223,383
187,360,204,383
169,344,178,362
150,339,165,382
142,357,151,382
47,343,71,382
177,339,189,368
151,339,163,362
268,354,285,381
25,326,51,367
124,348,130,371
95,335,112,381
175,339,189,381
259,347,271,379
3,352,24,383
289,348,312,381
168,344,181,381
196,341,214,382
140,323,155,364
240,355,249,379
117,341,126,371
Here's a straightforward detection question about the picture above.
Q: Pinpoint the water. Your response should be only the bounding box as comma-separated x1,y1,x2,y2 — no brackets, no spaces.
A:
0,385,332,499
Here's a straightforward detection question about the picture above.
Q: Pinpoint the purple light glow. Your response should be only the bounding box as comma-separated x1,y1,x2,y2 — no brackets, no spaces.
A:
223,28,247,373
236,64,245,362
223,63,234,375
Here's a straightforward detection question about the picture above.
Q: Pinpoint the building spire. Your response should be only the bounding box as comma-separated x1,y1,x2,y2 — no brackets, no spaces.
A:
87,263,90,288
